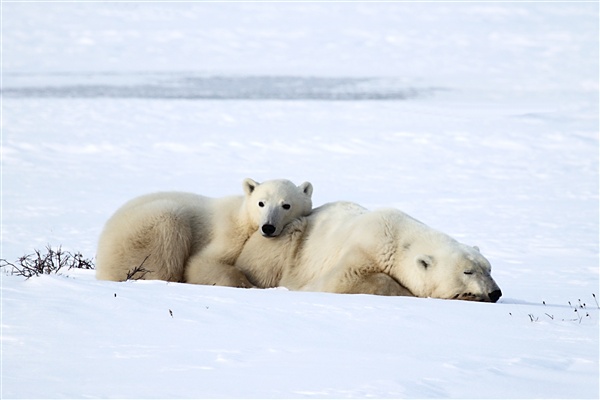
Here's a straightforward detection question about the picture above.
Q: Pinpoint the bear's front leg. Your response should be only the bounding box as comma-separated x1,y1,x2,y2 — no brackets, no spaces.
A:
184,253,255,288
344,272,415,296
314,249,415,296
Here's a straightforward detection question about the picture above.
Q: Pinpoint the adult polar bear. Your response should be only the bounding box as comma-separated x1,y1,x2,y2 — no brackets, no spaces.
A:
96,178,313,286
236,201,502,302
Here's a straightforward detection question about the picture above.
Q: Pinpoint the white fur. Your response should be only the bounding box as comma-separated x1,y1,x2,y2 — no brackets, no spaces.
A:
235,201,502,302
96,178,313,286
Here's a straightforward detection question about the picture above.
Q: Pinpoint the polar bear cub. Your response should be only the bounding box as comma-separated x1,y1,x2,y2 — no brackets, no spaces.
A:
95,178,313,286
235,201,502,302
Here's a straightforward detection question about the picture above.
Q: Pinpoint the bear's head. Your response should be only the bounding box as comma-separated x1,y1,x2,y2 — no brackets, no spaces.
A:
400,241,502,303
243,178,313,238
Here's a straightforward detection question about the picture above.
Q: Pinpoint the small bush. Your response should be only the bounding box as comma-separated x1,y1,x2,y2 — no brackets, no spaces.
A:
0,245,94,279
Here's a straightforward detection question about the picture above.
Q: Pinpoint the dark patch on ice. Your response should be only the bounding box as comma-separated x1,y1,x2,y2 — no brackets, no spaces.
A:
2,73,444,101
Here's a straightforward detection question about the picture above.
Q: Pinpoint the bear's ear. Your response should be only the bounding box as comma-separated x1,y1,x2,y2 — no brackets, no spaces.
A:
473,245,480,252
298,181,313,197
416,255,434,270
243,178,260,196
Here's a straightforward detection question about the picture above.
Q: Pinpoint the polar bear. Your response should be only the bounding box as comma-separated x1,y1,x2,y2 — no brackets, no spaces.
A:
95,178,313,287
235,201,502,302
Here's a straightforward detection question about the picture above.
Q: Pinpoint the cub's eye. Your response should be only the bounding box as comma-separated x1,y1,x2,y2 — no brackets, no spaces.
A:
464,270,473,275
258,201,265,207
282,204,291,210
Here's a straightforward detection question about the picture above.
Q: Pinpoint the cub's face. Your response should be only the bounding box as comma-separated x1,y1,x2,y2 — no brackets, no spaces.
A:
243,178,313,237
408,244,502,303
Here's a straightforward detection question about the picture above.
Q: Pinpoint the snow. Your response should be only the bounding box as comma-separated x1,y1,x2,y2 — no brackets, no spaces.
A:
2,270,598,399
1,1,598,399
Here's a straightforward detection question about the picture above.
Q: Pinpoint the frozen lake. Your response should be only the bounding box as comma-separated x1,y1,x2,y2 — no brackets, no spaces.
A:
3,73,438,100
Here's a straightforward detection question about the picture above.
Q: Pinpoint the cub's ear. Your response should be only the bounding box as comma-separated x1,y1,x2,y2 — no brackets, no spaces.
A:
473,245,480,252
243,178,260,196
416,255,434,270
298,181,313,197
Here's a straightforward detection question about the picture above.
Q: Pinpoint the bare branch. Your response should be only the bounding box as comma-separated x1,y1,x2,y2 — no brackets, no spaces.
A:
125,255,153,280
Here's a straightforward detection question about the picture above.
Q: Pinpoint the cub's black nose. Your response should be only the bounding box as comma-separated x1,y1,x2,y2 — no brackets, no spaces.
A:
489,289,502,303
261,224,276,236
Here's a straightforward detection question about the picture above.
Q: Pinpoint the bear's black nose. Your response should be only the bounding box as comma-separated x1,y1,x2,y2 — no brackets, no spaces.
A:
489,289,502,303
261,224,276,236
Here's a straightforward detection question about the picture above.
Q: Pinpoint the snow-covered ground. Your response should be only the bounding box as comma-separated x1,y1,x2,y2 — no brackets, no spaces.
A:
2,2,598,398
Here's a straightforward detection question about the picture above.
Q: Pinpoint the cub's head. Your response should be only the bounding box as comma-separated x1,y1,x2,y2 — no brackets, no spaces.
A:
402,241,502,303
243,178,313,238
